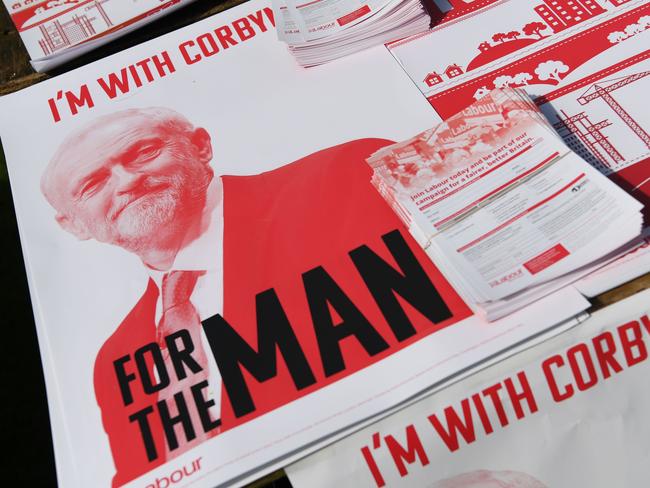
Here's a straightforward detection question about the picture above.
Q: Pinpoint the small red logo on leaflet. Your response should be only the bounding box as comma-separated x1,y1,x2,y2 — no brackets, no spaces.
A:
523,243,570,274
489,269,524,288
337,5,370,26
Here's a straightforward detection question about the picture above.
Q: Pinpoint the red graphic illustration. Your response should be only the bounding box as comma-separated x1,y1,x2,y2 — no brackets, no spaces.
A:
9,0,84,31
607,15,650,43
41,108,470,486
578,71,650,150
552,68,650,171
445,63,464,78
534,0,606,34
37,1,113,55
554,110,623,168
540,57,650,222
432,469,548,488
424,71,444,87
369,90,537,192
429,4,650,117
468,35,540,72
420,0,639,82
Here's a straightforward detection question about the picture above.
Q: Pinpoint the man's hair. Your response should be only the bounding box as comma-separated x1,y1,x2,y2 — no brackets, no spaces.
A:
41,107,197,210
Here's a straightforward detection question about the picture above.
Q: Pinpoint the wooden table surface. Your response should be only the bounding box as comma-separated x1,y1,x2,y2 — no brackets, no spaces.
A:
0,2,648,486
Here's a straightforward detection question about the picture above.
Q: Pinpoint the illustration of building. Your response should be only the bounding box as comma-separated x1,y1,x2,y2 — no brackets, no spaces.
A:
609,0,632,5
445,64,464,78
424,71,444,87
534,0,606,33
478,41,491,52
38,15,96,55
37,0,113,55
554,110,622,170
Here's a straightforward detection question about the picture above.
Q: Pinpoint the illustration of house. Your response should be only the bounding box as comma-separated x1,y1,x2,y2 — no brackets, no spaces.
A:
424,71,444,87
445,64,464,78
534,0,606,33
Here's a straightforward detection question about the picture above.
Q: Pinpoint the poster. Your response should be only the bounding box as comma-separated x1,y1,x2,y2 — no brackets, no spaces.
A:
2,0,196,70
288,288,650,488
388,0,650,294
0,0,589,486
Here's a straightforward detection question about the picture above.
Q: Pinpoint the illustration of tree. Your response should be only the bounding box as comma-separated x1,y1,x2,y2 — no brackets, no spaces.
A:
607,31,627,43
625,23,644,37
639,15,650,29
506,30,521,41
493,75,514,88
512,72,533,85
492,32,507,43
534,60,569,84
522,21,549,39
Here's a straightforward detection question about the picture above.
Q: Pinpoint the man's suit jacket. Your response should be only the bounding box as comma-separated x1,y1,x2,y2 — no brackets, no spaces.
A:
93,138,471,487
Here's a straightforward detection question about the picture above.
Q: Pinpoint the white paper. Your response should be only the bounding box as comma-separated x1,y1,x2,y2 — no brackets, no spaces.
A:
287,288,650,488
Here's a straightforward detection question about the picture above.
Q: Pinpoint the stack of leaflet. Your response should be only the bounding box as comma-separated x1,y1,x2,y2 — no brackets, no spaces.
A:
2,0,196,72
272,0,434,66
368,88,645,320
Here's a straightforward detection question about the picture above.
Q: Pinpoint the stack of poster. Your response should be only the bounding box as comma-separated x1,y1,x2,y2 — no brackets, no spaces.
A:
2,0,197,72
0,0,594,486
272,0,433,66
387,0,650,296
287,288,650,488
368,88,644,320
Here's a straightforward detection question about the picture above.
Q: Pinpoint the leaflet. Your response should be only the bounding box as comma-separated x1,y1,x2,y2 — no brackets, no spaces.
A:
274,0,431,65
368,88,644,308
387,0,650,294
434,156,643,301
368,89,565,235
286,0,394,41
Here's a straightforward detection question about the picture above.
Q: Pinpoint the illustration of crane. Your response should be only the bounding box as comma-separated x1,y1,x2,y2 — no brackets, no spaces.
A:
554,110,622,168
577,71,650,150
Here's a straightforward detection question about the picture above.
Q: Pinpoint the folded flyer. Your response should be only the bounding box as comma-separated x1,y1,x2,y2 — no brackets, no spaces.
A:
368,88,643,318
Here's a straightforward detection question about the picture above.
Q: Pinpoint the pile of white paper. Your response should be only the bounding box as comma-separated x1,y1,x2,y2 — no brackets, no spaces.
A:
272,0,432,66
368,88,645,320
2,0,196,72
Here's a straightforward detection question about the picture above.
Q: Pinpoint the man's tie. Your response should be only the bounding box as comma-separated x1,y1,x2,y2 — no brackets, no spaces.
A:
157,270,206,356
156,270,216,459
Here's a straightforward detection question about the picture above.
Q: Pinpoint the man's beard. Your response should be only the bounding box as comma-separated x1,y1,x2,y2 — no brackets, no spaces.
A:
111,169,211,254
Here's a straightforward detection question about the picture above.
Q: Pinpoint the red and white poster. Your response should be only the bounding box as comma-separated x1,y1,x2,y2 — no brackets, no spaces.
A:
388,0,650,295
2,0,195,70
0,1,590,486
287,288,650,488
